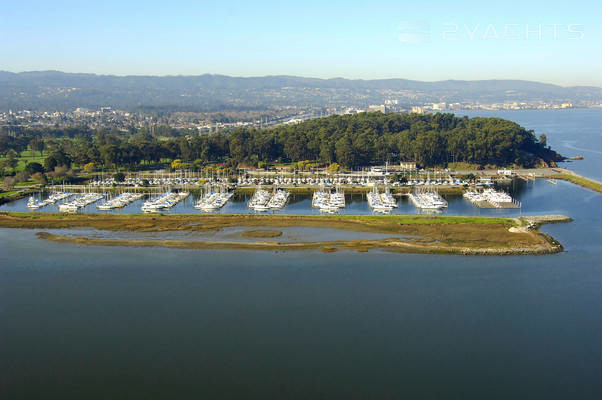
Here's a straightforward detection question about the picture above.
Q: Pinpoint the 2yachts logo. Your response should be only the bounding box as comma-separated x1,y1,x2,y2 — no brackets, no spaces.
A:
399,21,584,43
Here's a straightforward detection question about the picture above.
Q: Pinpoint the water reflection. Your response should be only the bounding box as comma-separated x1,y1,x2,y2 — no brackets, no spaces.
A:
0,179,566,218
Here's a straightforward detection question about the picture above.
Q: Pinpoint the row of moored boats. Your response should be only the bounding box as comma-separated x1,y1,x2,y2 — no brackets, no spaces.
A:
408,188,448,211
24,187,516,214
194,187,233,212
97,192,145,210
27,191,72,209
312,188,346,213
367,187,399,213
463,188,514,207
141,191,189,213
248,188,290,211
58,192,105,212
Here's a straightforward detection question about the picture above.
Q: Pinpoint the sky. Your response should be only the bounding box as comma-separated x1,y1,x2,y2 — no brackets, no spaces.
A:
1,0,601,86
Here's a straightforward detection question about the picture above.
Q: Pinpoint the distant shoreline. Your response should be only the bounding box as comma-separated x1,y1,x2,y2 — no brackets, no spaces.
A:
0,212,570,256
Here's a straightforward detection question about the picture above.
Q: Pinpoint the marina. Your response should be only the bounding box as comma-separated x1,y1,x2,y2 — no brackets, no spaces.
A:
312,187,346,213
194,186,233,212
3,0,602,393
141,191,190,213
248,187,290,212
248,187,273,211
3,179,539,216
266,188,290,209
97,192,144,210
2,101,602,400
463,188,521,208
27,190,72,209
408,188,448,211
57,192,104,213
367,186,397,213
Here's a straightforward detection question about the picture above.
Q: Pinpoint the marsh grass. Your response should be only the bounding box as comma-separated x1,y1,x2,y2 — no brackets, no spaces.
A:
552,174,602,193
0,212,563,255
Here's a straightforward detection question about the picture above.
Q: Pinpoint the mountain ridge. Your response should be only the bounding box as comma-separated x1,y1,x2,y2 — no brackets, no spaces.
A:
1,70,600,111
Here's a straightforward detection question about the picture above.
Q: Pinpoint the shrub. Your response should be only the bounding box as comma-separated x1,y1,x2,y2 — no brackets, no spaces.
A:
83,162,96,173
2,176,15,190
14,171,30,183
25,162,45,175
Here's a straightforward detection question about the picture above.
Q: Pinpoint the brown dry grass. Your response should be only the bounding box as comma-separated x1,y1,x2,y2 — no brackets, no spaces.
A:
0,212,565,255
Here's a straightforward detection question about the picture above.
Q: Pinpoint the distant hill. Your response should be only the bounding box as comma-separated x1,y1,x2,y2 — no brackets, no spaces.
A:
1,70,600,111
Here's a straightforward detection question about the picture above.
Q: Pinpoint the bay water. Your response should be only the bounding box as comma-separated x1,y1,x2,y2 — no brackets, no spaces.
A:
1,110,601,399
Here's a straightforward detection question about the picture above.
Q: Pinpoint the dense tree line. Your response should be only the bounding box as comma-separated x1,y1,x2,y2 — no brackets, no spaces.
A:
223,112,559,168
1,113,561,173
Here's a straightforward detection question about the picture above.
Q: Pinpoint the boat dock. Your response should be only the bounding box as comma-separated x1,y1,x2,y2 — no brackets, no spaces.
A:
463,188,521,209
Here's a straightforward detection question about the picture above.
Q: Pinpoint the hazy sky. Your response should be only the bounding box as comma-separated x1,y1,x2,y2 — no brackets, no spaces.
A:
2,0,601,86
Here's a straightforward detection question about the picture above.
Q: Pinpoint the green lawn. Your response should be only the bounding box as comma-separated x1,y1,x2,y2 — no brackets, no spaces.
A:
332,213,515,226
0,150,48,172
0,191,19,199
553,174,602,193
20,149,46,158
447,162,482,171
15,180,39,187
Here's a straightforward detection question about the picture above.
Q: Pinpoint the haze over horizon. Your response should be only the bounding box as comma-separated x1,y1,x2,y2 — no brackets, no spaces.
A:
3,70,602,89
2,0,601,87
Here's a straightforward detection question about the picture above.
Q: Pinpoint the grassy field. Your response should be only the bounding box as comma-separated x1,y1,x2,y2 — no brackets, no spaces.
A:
0,150,47,172
0,211,515,226
447,162,482,171
0,191,19,199
0,212,566,255
552,174,602,193
0,189,35,205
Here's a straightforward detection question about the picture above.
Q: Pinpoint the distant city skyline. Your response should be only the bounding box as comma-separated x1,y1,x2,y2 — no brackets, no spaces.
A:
2,0,601,86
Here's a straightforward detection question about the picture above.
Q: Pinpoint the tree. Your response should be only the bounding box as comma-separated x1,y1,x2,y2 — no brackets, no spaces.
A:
327,163,340,173
0,112,562,170
2,176,15,190
44,155,58,172
284,134,308,162
192,159,205,171
177,137,194,161
171,159,185,170
25,162,44,175
30,137,45,156
14,171,30,183
99,144,119,167
69,139,92,166
44,150,71,171
6,150,18,171
0,159,8,177
539,134,547,148
37,173,48,186
113,172,125,182
296,160,311,171
83,162,96,173
86,146,101,165
335,136,357,169
319,142,334,164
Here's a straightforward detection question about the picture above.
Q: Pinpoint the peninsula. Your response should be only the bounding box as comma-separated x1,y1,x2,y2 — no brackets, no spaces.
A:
0,212,570,255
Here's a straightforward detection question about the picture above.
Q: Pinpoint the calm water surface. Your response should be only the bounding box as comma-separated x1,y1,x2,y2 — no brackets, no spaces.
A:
461,108,602,181
1,110,601,399
0,179,583,218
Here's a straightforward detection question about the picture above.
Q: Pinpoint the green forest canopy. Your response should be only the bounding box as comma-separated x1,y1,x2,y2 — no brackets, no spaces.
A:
1,112,562,171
